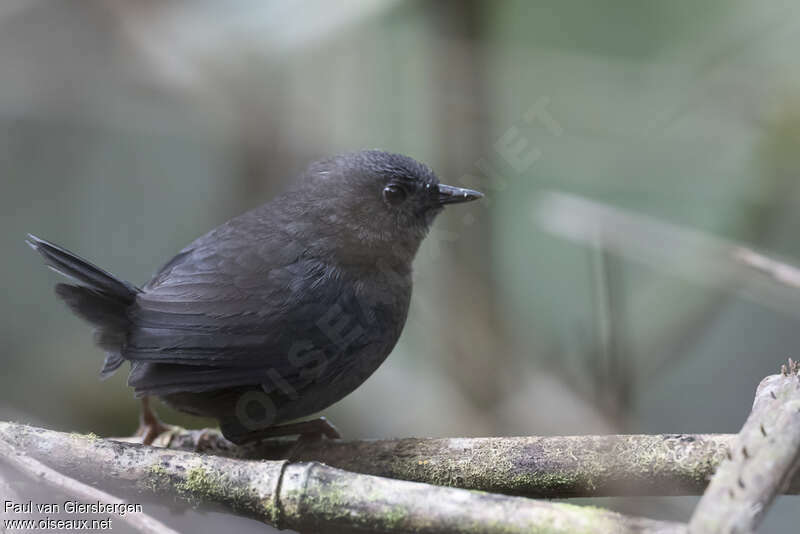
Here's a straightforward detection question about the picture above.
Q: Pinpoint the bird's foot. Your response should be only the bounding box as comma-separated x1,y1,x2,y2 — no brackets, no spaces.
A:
284,419,342,459
188,428,219,452
290,416,342,440
225,416,341,445
134,419,173,446
134,397,173,446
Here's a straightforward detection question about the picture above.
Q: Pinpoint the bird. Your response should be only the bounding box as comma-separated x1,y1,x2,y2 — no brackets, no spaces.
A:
28,150,483,445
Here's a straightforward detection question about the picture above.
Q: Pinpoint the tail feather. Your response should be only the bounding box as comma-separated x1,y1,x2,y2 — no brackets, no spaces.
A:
28,234,140,378
26,234,139,303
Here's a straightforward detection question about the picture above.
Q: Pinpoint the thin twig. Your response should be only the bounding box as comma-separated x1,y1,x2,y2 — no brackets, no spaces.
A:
733,246,800,289
0,436,180,534
534,191,800,318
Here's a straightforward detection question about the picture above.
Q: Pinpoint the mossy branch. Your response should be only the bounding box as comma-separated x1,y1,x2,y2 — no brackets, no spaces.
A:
0,422,684,534
138,430,754,498
3,366,800,532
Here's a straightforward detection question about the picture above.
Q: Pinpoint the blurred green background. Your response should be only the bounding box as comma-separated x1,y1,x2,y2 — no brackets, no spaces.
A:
2,0,800,531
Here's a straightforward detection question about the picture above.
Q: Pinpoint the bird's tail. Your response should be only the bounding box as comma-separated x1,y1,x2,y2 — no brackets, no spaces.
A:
26,234,141,378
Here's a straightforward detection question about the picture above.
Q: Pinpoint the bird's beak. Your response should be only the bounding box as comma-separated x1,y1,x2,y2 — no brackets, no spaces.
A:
437,184,484,205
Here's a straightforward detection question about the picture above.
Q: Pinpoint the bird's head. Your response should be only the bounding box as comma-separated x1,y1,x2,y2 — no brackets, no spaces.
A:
291,150,483,268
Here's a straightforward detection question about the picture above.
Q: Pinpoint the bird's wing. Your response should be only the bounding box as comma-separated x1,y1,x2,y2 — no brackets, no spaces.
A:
124,228,386,395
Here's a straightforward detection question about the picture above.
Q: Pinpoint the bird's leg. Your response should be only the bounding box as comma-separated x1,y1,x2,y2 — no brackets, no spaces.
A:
134,397,171,445
232,416,341,444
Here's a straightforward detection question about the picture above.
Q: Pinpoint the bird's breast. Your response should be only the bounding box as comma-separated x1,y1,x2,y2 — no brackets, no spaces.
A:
266,266,412,419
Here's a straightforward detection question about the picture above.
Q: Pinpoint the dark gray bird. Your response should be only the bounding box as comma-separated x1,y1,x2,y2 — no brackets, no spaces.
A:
28,150,483,444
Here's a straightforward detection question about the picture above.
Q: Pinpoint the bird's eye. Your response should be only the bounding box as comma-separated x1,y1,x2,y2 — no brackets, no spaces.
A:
382,184,407,206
